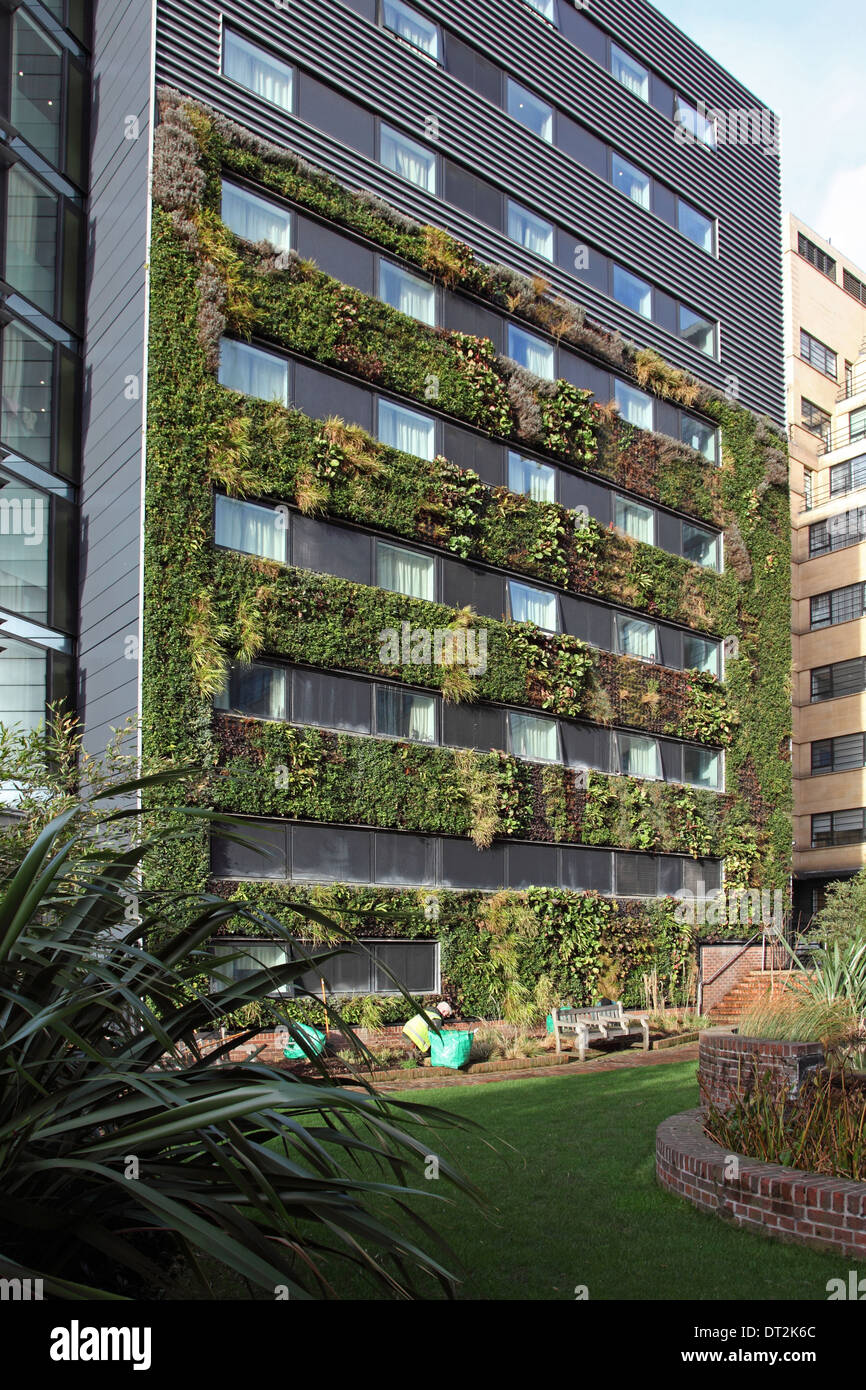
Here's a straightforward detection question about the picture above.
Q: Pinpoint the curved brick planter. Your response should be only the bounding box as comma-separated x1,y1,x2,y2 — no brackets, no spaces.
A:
657,1108,866,1258
699,1027,824,1109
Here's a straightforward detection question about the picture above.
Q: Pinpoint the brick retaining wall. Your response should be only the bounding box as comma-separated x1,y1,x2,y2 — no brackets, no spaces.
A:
657,1109,866,1259
698,1028,824,1109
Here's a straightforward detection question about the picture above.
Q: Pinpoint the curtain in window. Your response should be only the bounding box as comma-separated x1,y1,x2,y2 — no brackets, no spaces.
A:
619,734,661,779
612,155,649,209
221,181,292,250
507,203,554,261
506,81,553,141
380,126,435,191
212,942,292,993
0,636,46,733
383,0,439,58
613,266,651,318
376,686,435,742
377,542,434,600
0,321,53,465
683,636,718,675
681,414,715,461
379,262,435,324
509,581,558,630
851,408,866,444
615,381,652,430
223,31,293,110
12,13,62,167
682,523,718,569
509,712,558,761
214,495,286,563
216,662,287,720
377,400,435,459
615,496,653,544
617,616,656,662
610,45,648,100
6,166,56,314
508,328,554,380
218,339,288,405
508,453,555,501
684,747,719,788
0,482,48,619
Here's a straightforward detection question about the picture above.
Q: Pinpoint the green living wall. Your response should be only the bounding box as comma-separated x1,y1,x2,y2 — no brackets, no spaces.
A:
141,89,792,1022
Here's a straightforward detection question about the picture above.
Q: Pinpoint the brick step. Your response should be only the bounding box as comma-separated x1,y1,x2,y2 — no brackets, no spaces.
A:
707,969,799,1025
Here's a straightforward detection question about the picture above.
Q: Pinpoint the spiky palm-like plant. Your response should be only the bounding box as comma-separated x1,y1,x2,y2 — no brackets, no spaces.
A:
0,791,481,1300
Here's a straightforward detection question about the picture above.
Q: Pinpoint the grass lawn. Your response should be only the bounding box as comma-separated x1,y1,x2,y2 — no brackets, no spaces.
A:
318,1060,865,1301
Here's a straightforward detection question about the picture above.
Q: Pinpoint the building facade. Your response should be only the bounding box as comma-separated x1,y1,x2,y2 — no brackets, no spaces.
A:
787,214,866,924
1,0,791,1017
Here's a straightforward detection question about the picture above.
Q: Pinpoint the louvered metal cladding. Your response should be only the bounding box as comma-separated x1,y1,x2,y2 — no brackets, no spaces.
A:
154,0,785,420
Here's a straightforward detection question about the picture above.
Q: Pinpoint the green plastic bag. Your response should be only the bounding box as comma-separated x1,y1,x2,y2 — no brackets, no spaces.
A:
429,1029,474,1069
546,1006,573,1034
282,1024,326,1060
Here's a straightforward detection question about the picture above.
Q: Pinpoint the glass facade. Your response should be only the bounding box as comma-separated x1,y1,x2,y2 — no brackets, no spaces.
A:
1,2,89,738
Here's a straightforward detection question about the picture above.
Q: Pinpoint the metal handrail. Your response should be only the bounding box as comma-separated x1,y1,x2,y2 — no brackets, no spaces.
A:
838,368,866,403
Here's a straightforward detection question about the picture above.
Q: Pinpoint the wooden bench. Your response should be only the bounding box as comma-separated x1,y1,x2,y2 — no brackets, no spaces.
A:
551,1004,650,1062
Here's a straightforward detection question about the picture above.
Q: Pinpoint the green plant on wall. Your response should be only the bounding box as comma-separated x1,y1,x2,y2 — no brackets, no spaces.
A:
141,90,792,1027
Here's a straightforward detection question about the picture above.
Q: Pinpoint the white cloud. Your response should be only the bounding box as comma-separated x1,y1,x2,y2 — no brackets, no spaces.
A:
814,166,866,271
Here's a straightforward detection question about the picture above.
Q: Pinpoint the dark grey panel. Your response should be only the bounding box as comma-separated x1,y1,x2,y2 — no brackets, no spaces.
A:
561,595,612,649
440,557,504,617
442,291,502,348
508,842,558,888
655,510,681,555
657,624,683,670
444,31,502,105
291,824,372,881
292,667,372,731
556,229,609,293
558,114,606,177
652,182,676,227
560,846,612,893
558,347,612,401
658,738,683,782
558,469,611,524
292,362,374,429
291,514,372,581
212,819,288,880
298,72,376,155
374,831,437,885
441,702,506,752
650,72,676,120
441,837,506,889
561,720,611,771
654,400,680,440
559,3,607,64
444,160,503,229
654,289,678,335
341,0,375,18
442,423,504,485
296,215,375,292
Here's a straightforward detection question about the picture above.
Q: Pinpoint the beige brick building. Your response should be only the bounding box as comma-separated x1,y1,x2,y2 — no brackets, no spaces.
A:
787,215,866,922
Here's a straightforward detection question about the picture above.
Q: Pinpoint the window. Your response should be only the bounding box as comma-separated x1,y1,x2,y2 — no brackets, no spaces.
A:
211,940,300,996
614,495,654,545
215,662,288,721
679,305,715,356
613,265,651,319
222,30,293,112
508,711,559,762
0,633,48,734
810,583,866,630
5,166,58,316
798,233,836,280
615,614,657,663
800,398,831,441
830,455,866,498
378,261,436,324
615,380,652,431
812,735,866,776
683,745,721,790
844,269,866,306
611,154,650,210
610,43,648,101
376,541,434,600
812,810,866,849
508,580,558,631
214,495,287,564
382,0,440,61
506,79,553,142
0,319,55,466
213,937,438,996
618,733,661,779
11,10,87,183
680,413,717,463
615,853,658,896
682,522,720,571
221,180,292,250
377,399,435,459
380,124,436,192
809,507,866,557
683,634,719,677
0,476,49,622
218,339,289,404
674,96,716,147
850,407,866,445
507,325,555,380
678,199,714,253
800,328,837,380
508,452,555,502
507,200,554,261
523,0,556,19
375,686,435,742
811,662,857,704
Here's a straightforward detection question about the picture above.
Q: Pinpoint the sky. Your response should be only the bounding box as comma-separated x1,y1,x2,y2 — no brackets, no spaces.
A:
652,0,866,269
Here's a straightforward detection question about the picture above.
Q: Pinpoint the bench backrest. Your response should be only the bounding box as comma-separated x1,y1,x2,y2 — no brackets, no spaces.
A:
554,1003,626,1026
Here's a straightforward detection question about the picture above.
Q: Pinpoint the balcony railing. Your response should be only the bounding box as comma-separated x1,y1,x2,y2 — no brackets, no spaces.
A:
801,451,866,511
815,421,866,457
837,364,866,402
